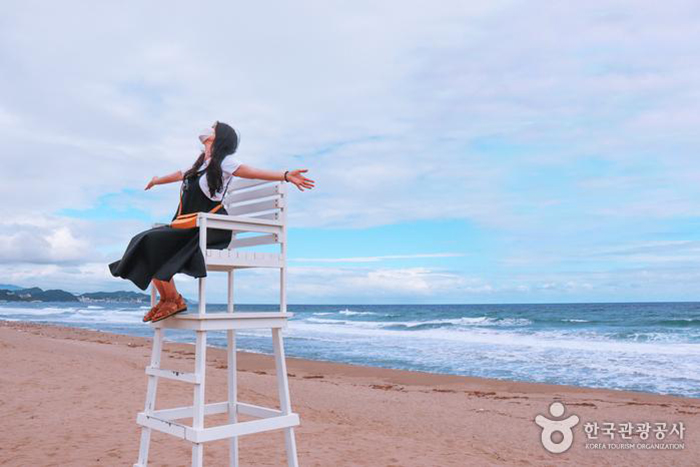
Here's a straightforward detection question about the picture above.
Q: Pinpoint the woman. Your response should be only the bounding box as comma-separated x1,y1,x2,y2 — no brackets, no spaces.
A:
108,121,315,323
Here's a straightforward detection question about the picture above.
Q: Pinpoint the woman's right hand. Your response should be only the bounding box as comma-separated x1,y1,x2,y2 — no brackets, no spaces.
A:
287,169,315,191
145,176,158,190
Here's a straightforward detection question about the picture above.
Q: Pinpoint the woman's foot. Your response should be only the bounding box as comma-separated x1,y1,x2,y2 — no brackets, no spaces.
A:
143,296,167,322
151,294,188,323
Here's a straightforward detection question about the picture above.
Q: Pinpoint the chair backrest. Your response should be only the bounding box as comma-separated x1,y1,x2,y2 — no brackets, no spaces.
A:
221,178,286,250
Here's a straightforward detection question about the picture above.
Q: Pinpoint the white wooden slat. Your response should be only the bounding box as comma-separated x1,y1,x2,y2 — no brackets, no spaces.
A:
152,401,282,422
137,413,188,439
201,219,281,235
198,217,207,319
204,250,283,268
225,198,280,217
227,330,238,466
136,327,164,466
229,233,278,248
198,212,283,226
150,283,157,307
145,366,201,384
192,442,203,466
249,212,279,221
280,182,288,315
152,316,289,331
273,327,299,467
237,402,283,419
273,328,293,415
153,402,229,421
188,414,300,443
224,183,280,204
208,250,282,260
228,178,275,190
192,332,207,425
227,270,234,313
191,330,207,466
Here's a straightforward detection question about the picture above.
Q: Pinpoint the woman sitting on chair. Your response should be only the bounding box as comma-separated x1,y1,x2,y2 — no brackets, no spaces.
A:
108,121,315,323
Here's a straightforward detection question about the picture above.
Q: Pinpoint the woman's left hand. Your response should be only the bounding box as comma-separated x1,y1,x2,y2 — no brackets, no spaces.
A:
288,169,315,191
145,176,158,190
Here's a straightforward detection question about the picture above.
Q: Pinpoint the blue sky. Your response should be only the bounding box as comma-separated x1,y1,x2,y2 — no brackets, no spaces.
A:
1,1,700,303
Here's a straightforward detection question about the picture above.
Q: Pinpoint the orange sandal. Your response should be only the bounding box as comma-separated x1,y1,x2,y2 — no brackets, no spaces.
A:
151,294,188,323
143,297,167,322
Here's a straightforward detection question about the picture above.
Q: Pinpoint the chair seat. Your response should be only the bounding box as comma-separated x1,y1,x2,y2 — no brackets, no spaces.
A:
152,312,293,331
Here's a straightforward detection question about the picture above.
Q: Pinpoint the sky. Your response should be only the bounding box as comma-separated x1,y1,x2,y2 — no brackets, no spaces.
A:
1,1,700,304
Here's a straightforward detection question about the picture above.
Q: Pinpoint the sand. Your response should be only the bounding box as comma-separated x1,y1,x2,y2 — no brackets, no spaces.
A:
0,320,698,466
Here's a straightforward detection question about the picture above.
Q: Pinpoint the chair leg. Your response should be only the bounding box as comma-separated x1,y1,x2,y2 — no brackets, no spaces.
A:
192,443,204,467
272,328,299,467
227,329,239,466
135,327,164,467
191,330,207,467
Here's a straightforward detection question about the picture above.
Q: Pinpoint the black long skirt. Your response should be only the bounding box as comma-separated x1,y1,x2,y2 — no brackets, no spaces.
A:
108,224,232,291
110,168,235,291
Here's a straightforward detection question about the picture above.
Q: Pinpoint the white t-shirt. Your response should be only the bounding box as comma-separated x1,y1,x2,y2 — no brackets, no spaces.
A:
182,155,243,202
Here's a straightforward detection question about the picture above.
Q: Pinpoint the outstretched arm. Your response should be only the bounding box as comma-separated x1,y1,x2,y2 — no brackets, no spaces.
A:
234,164,315,191
144,170,185,190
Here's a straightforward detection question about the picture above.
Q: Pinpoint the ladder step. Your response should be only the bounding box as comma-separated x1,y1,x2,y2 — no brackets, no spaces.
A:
137,413,188,440
137,411,300,443
152,401,230,421
194,414,300,443
145,366,201,384
151,401,283,422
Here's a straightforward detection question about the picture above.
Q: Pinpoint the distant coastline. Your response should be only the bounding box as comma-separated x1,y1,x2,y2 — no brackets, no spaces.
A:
0,284,149,303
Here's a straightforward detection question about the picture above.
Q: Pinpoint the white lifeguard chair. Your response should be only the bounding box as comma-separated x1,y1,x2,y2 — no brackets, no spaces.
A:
134,178,300,467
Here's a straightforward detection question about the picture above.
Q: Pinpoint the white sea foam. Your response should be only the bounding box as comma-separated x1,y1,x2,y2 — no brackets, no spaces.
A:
306,317,347,324
302,315,533,329
338,309,376,316
329,316,533,328
0,306,73,316
288,320,700,356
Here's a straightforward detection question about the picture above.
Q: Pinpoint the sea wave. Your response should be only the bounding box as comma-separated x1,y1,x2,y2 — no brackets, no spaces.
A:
338,309,377,316
377,316,532,329
656,318,700,327
0,306,76,316
289,320,700,355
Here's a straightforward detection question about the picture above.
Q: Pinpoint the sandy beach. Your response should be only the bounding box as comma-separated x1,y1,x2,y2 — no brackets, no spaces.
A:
1,320,698,466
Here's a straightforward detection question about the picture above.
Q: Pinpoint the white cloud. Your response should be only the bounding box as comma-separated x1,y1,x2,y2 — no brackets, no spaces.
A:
2,1,700,300
290,253,464,263
0,217,95,264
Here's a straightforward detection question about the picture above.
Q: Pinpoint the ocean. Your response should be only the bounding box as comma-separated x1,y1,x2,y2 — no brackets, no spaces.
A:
2,301,699,398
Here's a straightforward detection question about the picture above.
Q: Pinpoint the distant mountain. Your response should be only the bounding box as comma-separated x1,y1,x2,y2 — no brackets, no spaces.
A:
78,291,151,303
0,287,150,303
0,283,22,291
0,287,79,302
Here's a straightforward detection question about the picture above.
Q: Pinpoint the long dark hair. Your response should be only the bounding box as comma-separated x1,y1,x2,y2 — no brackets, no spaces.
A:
183,121,240,197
